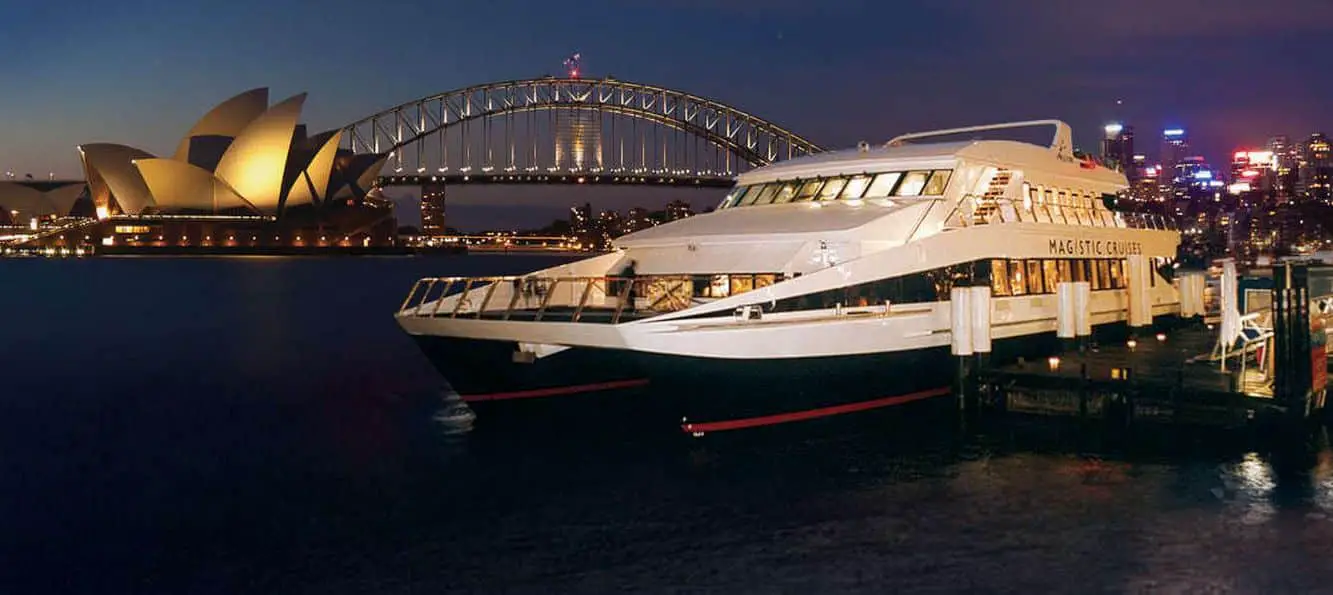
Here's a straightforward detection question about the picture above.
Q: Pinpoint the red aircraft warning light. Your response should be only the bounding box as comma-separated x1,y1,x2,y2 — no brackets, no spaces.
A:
564,53,582,78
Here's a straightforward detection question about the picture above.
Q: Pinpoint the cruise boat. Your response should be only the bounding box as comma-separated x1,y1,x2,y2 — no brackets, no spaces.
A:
395,120,1182,434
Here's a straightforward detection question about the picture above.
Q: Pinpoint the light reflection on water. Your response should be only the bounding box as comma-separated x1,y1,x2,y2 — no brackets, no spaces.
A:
1316,450,1333,515
1224,452,1280,525
1,255,1333,593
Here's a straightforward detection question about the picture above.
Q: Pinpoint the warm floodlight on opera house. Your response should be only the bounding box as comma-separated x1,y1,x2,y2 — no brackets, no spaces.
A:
0,88,398,253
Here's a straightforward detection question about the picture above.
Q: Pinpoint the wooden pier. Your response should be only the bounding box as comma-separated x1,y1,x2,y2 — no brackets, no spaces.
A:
981,322,1283,429
962,261,1333,433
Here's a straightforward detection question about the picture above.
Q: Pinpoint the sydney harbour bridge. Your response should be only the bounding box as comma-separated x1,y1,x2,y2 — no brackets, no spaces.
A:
343,76,824,191
8,75,824,243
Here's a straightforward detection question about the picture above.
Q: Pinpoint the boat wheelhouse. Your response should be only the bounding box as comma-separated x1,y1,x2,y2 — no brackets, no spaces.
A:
395,120,1182,434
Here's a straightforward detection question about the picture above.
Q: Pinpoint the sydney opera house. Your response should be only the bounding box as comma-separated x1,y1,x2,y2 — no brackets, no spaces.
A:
0,88,396,253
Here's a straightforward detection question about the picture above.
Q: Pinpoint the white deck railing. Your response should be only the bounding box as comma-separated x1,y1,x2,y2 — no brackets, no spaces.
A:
397,274,699,324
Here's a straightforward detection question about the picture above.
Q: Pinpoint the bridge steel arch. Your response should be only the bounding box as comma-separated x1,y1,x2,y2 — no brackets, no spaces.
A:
341,77,825,176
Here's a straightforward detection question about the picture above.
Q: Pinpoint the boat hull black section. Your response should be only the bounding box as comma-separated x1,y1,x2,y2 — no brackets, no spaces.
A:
407,318,1174,435
641,347,954,434
408,335,662,430
640,327,1070,434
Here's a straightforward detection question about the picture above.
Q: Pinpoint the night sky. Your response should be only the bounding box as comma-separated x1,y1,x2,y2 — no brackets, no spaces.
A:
3,0,1330,230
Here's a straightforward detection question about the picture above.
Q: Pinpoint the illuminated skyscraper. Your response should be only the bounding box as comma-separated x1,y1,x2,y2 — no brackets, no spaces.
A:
420,183,447,237
1160,128,1188,178
622,207,653,235
1100,123,1134,175
569,202,594,248
1228,150,1275,202
1269,136,1298,170
554,108,603,171
1268,136,1299,202
664,199,695,222
570,202,592,233
1300,132,1332,203
1129,160,1163,203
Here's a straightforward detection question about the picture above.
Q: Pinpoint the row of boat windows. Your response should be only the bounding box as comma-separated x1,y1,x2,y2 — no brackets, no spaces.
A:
717,169,954,209
689,274,779,298
1012,183,1120,227
989,258,1170,297
641,256,1177,318
752,257,1175,314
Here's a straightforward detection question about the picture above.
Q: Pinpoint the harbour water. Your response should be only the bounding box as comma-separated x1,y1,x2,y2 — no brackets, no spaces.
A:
4,255,1333,593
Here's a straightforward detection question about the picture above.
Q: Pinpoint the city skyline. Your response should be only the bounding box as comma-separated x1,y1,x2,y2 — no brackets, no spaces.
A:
3,0,1332,186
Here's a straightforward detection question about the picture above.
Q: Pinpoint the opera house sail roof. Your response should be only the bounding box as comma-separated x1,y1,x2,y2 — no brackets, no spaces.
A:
69,88,387,220
0,181,86,223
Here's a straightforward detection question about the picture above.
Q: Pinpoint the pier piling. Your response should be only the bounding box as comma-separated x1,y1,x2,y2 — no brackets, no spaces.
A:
1057,282,1076,353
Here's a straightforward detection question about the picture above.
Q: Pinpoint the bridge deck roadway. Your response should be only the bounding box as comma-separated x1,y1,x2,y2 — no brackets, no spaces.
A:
377,172,734,188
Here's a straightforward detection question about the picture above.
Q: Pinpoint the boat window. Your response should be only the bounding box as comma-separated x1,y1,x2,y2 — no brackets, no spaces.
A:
719,189,738,209
1060,191,1083,225
1044,189,1063,223
712,275,733,296
817,178,848,200
1026,260,1044,294
990,260,1011,297
863,173,901,199
793,179,824,202
767,182,798,204
1031,187,1052,223
730,185,750,207
1109,260,1124,289
1056,259,1072,284
754,274,777,288
1072,259,1087,283
841,175,872,199
693,275,731,298
719,186,745,209
1096,260,1111,289
735,184,765,206
1027,185,1044,222
730,275,755,295
922,170,952,195
1043,260,1060,293
747,184,778,206
896,171,931,196
1009,259,1027,296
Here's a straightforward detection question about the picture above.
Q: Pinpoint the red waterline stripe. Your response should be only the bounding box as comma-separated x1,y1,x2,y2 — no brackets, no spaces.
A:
681,386,952,434
461,378,650,402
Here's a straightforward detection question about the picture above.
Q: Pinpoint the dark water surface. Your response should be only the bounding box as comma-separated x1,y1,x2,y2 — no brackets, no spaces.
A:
4,255,1333,593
